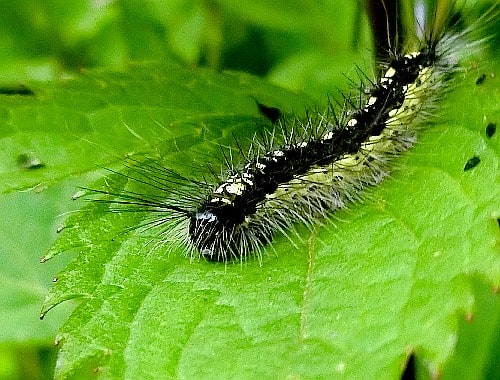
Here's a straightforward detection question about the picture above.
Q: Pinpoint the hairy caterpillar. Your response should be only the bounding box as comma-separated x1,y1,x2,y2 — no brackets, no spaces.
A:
93,2,497,262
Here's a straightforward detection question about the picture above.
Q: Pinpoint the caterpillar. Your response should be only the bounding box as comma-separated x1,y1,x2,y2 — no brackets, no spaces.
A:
93,1,496,262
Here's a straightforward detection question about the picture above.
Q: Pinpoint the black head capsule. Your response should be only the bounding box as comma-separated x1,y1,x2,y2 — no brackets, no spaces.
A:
189,203,243,261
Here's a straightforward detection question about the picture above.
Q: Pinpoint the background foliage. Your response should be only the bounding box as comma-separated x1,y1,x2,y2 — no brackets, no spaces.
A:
0,0,498,379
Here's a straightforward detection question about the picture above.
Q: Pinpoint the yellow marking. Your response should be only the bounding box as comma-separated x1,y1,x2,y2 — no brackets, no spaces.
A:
369,134,383,142
309,167,328,174
380,77,393,85
347,119,358,127
210,197,232,205
323,131,334,140
384,67,396,78
389,108,399,117
242,174,254,186
226,181,245,195
405,51,420,59
336,153,364,169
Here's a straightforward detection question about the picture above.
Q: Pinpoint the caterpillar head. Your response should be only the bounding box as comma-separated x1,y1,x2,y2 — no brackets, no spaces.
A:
188,205,242,261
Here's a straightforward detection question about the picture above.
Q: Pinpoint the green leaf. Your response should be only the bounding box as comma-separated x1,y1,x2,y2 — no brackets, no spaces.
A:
0,61,311,194
31,55,499,379
441,276,500,380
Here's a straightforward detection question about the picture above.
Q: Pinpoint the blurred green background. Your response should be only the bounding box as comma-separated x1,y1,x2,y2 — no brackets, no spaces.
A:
0,1,497,379
0,0,372,99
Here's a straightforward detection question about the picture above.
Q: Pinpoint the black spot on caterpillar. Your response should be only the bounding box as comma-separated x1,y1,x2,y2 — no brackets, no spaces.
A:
475,73,486,85
486,122,496,138
463,156,481,171
93,4,497,262
0,84,34,96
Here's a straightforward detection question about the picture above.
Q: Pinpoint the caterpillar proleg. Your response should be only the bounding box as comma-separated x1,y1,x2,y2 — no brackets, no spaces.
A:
94,1,497,262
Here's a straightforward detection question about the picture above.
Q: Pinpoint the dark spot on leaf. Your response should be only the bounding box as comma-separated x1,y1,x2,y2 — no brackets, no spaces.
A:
16,153,45,169
401,353,416,380
257,102,282,124
475,73,486,85
463,156,480,171
497,218,500,231
465,311,474,323
0,84,34,96
485,122,496,138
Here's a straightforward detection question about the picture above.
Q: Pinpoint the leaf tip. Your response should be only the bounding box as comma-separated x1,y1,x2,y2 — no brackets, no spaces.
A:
41,246,60,262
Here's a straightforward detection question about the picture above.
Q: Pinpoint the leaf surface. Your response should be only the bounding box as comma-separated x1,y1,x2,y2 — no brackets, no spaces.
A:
34,59,500,378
